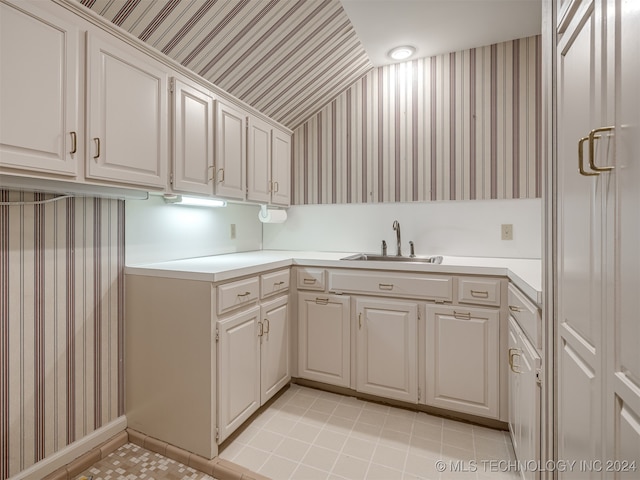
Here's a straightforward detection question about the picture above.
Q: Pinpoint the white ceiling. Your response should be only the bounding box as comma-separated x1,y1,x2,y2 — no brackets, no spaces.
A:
340,0,542,67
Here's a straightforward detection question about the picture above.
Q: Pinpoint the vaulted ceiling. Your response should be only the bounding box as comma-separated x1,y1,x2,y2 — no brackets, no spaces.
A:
78,0,373,130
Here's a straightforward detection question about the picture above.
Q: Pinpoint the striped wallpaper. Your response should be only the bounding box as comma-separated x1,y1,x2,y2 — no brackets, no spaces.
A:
0,191,124,480
292,35,542,205
79,0,372,129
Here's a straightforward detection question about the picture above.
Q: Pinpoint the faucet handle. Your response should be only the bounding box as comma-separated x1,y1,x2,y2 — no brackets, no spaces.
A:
409,241,415,257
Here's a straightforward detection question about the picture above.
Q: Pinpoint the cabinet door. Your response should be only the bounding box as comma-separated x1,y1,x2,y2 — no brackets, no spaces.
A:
356,298,418,403
271,129,291,206
260,296,290,404
217,306,260,443
0,0,79,176
508,317,521,454
87,31,168,188
557,3,605,470
298,293,351,387
426,305,499,418
247,116,272,203
172,78,214,196
215,101,246,200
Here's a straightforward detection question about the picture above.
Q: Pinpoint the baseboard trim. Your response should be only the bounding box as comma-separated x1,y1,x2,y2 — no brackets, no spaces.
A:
9,416,127,480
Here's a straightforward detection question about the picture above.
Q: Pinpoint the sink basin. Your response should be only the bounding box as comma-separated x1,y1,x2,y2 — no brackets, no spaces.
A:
341,253,443,264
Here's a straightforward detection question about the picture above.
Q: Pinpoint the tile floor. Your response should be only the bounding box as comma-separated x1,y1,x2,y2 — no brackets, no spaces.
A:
75,443,218,480
219,384,521,480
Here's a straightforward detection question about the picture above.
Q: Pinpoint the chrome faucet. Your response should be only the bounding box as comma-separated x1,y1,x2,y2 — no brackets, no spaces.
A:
392,220,402,256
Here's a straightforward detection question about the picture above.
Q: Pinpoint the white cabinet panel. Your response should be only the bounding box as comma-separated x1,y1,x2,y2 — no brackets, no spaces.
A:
247,116,272,204
0,0,79,176
426,305,499,418
271,128,291,206
298,293,351,387
171,78,214,195
261,295,290,404
215,101,246,200
508,317,541,480
86,31,168,187
217,306,261,443
356,298,418,403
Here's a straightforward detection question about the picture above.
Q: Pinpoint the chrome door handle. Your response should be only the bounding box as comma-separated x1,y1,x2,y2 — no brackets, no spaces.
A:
588,126,614,172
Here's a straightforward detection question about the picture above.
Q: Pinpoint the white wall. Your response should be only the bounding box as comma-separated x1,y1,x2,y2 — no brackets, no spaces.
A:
125,195,262,265
263,198,542,259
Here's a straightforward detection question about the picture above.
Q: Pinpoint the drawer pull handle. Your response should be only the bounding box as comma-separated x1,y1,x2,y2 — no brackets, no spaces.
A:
378,283,394,290
274,181,279,193
274,281,285,287
237,291,251,298
453,311,471,320
470,289,489,298
315,297,329,305
509,305,523,313
509,348,522,373
70,131,77,154
208,165,215,181
263,318,270,334
217,168,225,183
258,321,264,337
303,278,316,284
359,312,362,329
93,138,101,159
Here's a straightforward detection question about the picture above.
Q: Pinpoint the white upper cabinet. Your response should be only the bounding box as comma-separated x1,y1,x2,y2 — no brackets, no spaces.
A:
247,116,272,204
247,117,292,206
86,31,168,188
171,78,215,196
0,0,80,176
271,128,291,206
215,101,246,200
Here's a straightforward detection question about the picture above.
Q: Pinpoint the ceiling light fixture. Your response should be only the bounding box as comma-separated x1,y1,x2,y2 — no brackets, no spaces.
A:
163,194,227,208
388,45,416,61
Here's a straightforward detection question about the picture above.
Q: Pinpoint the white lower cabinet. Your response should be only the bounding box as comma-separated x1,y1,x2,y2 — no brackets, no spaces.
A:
508,316,541,480
217,293,290,443
261,295,290,404
425,304,500,419
355,297,419,403
217,305,261,443
298,293,351,387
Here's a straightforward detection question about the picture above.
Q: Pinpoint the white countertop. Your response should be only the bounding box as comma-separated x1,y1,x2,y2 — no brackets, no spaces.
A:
126,250,542,305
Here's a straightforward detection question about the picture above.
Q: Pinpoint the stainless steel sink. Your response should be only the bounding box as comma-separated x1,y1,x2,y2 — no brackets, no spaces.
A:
341,253,443,264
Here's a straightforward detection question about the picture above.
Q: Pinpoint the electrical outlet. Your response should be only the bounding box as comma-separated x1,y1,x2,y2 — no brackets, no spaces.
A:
501,224,513,240
230,224,236,239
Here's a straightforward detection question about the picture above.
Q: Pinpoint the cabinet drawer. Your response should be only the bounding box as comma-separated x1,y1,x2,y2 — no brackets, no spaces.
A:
508,284,541,349
458,277,502,306
328,270,453,301
217,277,259,315
261,269,290,299
297,268,326,291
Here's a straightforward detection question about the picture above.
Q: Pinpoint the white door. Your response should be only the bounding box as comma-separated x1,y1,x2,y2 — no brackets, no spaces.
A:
0,0,79,176
86,31,168,188
298,293,351,387
610,0,640,470
260,295,290,404
217,306,260,443
556,3,605,473
356,298,418,403
271,129,291,206
426,305,499,418
247,116,272,204
215,101,246,200
171,78,214,196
